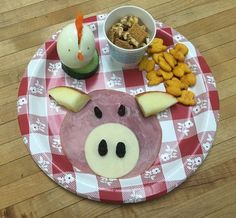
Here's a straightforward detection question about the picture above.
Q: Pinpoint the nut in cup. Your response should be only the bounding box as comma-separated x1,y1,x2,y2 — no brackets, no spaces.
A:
103,6,156,67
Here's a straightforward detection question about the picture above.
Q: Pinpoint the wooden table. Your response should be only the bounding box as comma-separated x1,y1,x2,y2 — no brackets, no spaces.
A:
0,0,235,217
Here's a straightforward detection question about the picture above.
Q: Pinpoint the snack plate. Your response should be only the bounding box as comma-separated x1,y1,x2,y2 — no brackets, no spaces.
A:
17,14,219,203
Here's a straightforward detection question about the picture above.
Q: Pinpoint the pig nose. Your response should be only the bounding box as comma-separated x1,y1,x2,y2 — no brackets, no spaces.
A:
77,51,84,61
85,123,139,178
98,139,126,158
116,142,126,158
98,139,108,156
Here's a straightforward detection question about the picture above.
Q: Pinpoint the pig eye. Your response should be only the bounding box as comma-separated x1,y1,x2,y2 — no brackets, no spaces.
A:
94,106,102,119
117,105,125,116
87,46,90,50
68,49,71,52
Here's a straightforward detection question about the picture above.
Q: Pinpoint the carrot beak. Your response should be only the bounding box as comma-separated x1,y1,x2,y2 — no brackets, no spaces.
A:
77,52,84,61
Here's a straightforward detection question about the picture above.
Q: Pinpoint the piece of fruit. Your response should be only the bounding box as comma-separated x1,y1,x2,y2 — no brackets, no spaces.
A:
48,86,91,112
135,91,177,117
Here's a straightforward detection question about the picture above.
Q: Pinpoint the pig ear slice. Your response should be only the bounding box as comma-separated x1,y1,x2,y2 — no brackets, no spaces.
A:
135,91,177,117
48,86,91,112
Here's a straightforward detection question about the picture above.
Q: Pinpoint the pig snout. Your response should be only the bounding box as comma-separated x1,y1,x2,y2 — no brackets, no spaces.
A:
84,123,140,179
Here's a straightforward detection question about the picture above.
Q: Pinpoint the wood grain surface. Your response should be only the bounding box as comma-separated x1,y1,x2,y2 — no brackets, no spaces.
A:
0,0,235,217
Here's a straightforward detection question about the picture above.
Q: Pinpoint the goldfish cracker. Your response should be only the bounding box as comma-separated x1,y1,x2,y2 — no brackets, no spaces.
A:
169,49,174,55
138,56,148,71
166,86,182,97
165,78,183,96
175,43,189,56
180,72,196,87
175,51,185,62
161,71,173,80
151,38,163,45
156,69,173,80
148,44,162,53
166,77,188,90
146,70,158,80
156,69,165,76
148,44,164,53
170,49,185,62
173,65,185,77
177,90,196,106
177,62,191,73
172,77,188,89
169,43,189,62
148,76,163,86
148,38,167,53
152,52,163,64
161,45,167,51
159,56,172,72
145,59,155,72
139,37,196,105
163,52,177,68
165,78,179,87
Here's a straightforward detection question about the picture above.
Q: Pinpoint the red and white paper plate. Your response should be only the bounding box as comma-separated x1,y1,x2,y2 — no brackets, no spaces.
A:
17,14,219,203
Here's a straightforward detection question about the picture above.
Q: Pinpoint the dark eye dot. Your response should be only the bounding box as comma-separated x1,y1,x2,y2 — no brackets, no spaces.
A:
94,106,102,119
118,104,125,116
87,46,90,50
116,142,126,158
68,49,71,52
98,139,108,156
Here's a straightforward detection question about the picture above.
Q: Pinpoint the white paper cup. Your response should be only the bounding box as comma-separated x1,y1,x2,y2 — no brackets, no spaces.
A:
103,5,156,67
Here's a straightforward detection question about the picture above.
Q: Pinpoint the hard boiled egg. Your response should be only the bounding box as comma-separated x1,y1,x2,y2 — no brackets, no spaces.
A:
57,23,96,69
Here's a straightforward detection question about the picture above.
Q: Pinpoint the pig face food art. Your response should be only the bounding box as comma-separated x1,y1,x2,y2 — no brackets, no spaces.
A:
60,89,162,179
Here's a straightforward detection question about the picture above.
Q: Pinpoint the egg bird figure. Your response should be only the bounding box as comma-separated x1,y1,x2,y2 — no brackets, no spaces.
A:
57,14,99,79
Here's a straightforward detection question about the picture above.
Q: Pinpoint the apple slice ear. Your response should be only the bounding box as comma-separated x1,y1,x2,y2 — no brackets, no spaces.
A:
135,91,177,117
48,86,91,112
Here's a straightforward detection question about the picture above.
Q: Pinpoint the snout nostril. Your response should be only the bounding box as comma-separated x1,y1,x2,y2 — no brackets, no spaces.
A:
98,139,108,156
116,142,126,158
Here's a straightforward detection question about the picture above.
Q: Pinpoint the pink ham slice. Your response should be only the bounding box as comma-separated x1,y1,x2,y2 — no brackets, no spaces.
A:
60,89,162,178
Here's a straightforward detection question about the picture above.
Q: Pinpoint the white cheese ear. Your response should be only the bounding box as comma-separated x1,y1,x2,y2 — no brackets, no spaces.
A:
135,91,177,117
48,86,91,112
